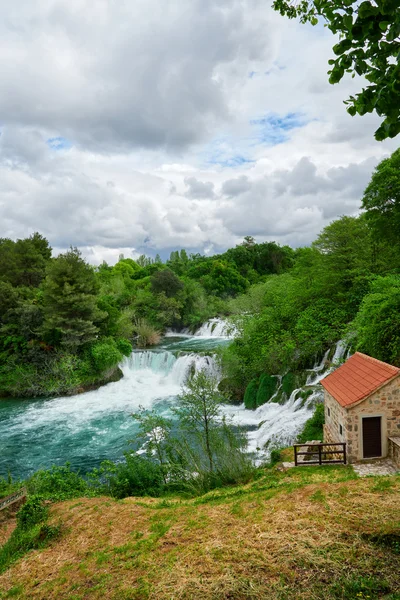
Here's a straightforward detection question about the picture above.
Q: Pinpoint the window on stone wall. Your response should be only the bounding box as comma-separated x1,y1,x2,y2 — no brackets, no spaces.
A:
328,407,331,417
339,424,343,435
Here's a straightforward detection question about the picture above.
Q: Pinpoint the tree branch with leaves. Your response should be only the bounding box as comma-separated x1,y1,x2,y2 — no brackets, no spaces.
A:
272,0,400,140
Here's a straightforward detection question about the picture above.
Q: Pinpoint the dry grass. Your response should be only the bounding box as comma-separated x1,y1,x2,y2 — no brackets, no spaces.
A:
0,520,16,547
0,468,399,600
135,319,161,347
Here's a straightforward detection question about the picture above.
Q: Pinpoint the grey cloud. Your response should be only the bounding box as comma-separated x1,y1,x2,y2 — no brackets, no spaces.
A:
0,127,49,167
184,177,216,199
221,175,251,196
0,0,271,152
214,156,378,246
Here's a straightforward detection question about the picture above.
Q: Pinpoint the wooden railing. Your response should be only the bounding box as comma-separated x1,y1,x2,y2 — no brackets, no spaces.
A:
294,443,346,466
0,488,27,513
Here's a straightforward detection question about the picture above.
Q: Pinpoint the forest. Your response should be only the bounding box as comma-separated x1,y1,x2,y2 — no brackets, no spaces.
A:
1,147,400,400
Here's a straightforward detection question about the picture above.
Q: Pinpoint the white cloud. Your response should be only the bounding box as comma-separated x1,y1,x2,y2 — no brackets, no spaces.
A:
0,0,397,261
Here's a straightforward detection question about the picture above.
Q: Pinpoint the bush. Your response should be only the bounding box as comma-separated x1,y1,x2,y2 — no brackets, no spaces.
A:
116,338,133,357
0,473,19,499
269,448,283,466
281,372,296,398
90,455,165,499
135,319,161,347
244,379,259,409
90,339,123,373
17,496,48,529
297,403,325,443
256,374,277,406
27,464,89,501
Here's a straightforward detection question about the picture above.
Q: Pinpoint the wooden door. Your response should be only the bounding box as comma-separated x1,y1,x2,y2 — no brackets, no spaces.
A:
362,416,382,458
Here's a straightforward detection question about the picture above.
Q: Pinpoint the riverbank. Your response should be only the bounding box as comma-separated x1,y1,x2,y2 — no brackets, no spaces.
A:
1,460,399,600
0,365,123,400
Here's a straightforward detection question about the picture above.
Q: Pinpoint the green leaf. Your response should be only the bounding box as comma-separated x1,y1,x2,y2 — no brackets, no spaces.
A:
333,39,353,55
358,1,379,18
343,15,353,30
329,66,345,84
379,21,390,31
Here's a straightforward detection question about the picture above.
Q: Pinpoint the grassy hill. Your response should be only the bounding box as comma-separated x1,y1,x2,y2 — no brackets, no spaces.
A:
1,457,399,600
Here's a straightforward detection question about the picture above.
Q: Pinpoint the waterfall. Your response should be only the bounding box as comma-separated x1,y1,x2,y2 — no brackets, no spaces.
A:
1,330,351,480
123,350,219,385
306,340,348,386
222,388,311,463
124,351,176,375
194,318,237,338
165,318,237,339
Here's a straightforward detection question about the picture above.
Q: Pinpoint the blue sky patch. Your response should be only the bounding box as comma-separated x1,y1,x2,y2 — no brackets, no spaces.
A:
206,152,255,169
47,136,72,151
250,112,310,146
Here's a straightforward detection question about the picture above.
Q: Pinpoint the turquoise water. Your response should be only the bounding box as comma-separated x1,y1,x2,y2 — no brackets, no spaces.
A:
0,325,324,481
0,335,224,481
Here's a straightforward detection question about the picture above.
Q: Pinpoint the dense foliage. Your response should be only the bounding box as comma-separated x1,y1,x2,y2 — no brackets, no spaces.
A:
273,0,400,140
221,149,400,398
0,236,294,397
2,149,400,399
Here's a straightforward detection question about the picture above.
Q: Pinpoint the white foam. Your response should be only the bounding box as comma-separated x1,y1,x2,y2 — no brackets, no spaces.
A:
8,351,219,435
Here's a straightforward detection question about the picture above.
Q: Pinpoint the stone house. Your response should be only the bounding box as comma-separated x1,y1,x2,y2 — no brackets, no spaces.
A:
321,352,400,466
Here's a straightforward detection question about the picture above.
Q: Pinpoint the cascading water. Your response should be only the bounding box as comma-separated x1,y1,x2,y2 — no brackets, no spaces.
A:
0,348,220,480
166,317,238,340
222,340,349,463
194,318,237,338
0,334,349,480
306,340,348,386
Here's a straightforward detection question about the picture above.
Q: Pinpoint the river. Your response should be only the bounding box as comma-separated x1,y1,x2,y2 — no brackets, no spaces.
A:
0,319,343,480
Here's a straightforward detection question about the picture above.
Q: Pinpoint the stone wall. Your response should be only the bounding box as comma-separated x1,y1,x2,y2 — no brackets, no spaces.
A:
388,437,400,468
324,391,349,449
346,376,400,461
324,376,400,463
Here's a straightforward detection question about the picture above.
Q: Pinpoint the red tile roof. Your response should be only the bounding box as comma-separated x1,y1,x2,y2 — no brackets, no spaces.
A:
321,352,400,408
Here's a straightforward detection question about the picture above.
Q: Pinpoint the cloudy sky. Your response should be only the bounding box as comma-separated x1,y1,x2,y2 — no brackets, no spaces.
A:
0,0,397,264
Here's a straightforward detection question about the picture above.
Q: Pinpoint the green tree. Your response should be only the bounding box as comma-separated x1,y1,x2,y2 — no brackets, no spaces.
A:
150,268,184,297
273,0,400,140
42,248,105,350
362,148,400,246
174,372,223,472
256,374,277,406
131,408,172,483
353,274,400,364
0,234,51,288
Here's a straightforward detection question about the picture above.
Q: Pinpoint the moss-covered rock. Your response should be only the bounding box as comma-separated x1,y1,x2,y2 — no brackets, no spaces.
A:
218,377,244,404
244,379,259,410
256,374,277,407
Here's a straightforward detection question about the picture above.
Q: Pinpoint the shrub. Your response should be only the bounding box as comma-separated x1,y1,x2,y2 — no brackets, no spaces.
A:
17,496,48,529
269,448,283,466
297,403,325,443
281,372,296,398
90,455,165,499
116,338,133,357
135,319,161,347
256,374,277,406
90,339,123,373
244,379,259,410
0,473,19,499
27,464,89,501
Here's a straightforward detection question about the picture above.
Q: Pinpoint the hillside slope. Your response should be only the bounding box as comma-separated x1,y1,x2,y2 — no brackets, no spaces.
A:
0,466,399,600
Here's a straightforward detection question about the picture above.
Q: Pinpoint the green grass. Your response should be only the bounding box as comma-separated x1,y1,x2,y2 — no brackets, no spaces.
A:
1,461,399,600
